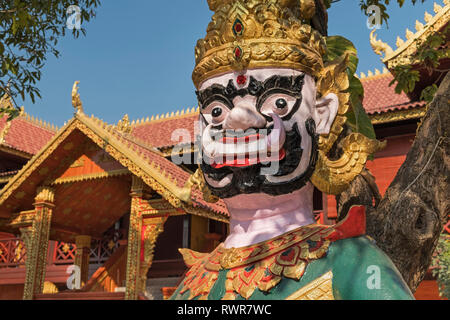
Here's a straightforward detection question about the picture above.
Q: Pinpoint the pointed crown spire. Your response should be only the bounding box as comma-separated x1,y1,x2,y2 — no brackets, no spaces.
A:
193,0,327,88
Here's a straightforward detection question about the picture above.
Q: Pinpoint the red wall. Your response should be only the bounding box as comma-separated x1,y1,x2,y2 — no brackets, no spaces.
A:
0,284,23,300
326,134,415,219
415,280,447,300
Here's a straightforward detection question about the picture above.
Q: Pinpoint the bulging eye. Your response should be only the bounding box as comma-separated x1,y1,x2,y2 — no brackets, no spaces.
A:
212,107,223,118
274,98,288,114
202,102,229,125
260,94,297,118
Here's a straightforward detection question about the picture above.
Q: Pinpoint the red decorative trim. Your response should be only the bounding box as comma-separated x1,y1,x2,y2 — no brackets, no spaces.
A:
140,225,147,262
444,215,450,235
325,205,366,242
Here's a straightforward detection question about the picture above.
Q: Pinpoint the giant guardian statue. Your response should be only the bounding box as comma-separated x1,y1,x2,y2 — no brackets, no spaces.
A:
172,0,414,300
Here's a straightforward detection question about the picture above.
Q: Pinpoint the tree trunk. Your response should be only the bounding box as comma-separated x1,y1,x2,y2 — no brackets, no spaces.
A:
337,72,450,291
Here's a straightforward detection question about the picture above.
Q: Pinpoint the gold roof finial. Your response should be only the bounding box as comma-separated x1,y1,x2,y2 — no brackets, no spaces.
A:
424,11,433,23
396,36,405,48
72,81,83,114
434,2,443,13
370,29,394,58
405,28,414,40
117,114,132,134
415,20,424,32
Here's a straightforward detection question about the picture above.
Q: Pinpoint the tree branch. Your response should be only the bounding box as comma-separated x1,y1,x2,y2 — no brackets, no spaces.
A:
337,72,450,291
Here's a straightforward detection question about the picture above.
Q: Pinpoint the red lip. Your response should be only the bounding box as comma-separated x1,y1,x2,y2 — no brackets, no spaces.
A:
210,148,286,169
220,133,262,144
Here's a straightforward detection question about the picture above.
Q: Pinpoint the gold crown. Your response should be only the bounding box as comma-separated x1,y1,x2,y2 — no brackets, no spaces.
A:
192,0,327,88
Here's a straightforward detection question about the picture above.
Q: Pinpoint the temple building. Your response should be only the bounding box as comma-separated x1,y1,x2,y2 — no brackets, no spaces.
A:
0,1,448,300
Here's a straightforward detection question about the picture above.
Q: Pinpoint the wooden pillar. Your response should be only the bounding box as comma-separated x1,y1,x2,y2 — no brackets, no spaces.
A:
125,176,144,300
138,216,168,293
74,235,91,287
20,186,55,300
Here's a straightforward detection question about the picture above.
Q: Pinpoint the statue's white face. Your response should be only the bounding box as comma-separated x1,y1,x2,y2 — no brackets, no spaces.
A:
197,68,338,198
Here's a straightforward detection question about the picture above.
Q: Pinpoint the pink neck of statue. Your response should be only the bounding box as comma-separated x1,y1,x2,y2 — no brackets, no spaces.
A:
223,183,316,249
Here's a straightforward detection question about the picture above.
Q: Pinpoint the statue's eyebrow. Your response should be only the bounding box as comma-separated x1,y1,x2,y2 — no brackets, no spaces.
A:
196,74,305,108
196,77,264,108
196,80,245,108
260,74,306,94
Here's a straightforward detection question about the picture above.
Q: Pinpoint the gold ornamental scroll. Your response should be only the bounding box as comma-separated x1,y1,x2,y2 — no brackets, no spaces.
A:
14,186,55,300
125,176,145,300
138,215,168,293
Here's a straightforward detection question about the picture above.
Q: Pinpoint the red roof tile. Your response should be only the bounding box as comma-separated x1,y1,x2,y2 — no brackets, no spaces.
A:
1,115,56,155
368,101,427,114
191,189,229,216
0,116,8,134
130,114,199,149
361,73,416,114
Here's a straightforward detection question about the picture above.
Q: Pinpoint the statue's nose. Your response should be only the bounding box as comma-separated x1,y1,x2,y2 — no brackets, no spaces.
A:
223,106,266,130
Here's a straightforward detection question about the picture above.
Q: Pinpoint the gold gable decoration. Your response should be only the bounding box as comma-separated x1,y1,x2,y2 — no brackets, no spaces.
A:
192,0,327,87
370,0,450,69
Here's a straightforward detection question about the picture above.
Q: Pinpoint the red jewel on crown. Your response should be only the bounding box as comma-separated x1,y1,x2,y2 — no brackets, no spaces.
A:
234,22,242,34
234,46,242,59
233,18,244,36
236,75,247,86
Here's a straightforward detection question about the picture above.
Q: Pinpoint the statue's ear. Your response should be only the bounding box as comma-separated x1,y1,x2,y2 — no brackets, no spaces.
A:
315,93,339,135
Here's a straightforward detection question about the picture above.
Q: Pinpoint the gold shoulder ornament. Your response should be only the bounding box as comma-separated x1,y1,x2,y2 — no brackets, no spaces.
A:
177,223,334,300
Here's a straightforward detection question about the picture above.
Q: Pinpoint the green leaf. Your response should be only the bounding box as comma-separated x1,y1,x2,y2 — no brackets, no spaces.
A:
325,35,376,148
348,70,364,99
420,84,438,102
0,0,99,106
346,74,376,140
390,65,420,94
325,36,359,75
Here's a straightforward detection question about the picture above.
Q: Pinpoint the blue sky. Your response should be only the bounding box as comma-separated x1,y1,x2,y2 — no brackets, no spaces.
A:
17,0,441,127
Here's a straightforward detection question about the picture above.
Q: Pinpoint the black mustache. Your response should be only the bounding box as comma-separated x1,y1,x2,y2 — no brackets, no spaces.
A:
200,118,318,198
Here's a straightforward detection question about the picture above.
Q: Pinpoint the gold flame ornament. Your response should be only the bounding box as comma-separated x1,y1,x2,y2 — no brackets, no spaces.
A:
184,166,219,203
72,81,83,114
184,0,384,199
